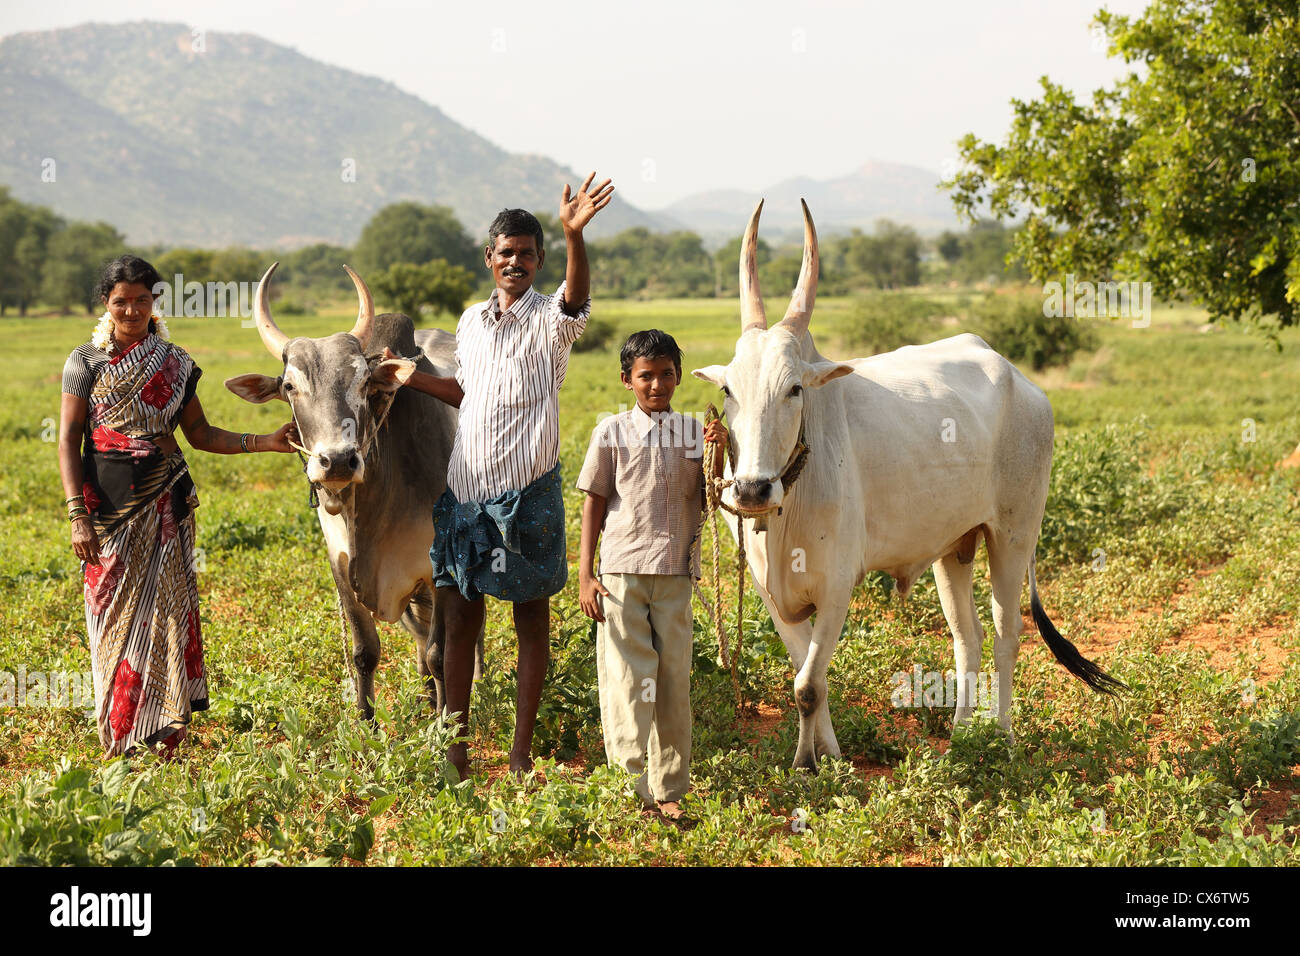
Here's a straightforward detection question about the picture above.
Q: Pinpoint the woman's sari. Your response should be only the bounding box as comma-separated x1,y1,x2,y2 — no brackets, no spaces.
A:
70,333,206,756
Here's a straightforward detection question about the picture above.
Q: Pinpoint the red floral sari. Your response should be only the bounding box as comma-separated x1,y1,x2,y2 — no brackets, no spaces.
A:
78,334,207,756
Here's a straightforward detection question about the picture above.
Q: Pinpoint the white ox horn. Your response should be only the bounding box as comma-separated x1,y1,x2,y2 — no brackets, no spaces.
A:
343,264,375,350
253,262,289,358
777,198,818,339
740,199,767,332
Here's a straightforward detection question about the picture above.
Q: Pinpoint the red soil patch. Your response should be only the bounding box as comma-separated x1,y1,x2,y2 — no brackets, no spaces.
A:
1244,772,1300,838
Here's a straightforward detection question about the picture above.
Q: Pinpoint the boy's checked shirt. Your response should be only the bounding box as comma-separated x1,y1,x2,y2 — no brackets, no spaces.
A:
447,281,590,502
577,404,706,578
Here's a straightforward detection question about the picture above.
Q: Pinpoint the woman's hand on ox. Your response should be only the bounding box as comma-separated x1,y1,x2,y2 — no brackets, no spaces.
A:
262,422,299,454
71,516,101,566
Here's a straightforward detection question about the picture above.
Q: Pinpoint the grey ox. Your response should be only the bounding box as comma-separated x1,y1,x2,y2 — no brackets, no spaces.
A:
693,201,1123,770
226,264,479,717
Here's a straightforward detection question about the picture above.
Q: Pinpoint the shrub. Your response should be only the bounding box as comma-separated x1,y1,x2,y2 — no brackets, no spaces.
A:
845,293,947,355
971,294,1098,370
572,316,617,353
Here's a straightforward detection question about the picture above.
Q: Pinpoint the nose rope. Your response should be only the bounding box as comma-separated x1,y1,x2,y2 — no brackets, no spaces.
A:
696,403,812,711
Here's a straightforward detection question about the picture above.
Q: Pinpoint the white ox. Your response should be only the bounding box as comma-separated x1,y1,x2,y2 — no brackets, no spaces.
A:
693,201,1123,769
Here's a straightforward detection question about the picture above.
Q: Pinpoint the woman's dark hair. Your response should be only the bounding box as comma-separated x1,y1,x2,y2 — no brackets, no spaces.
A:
96,255,163,304
487,208,544,251
620,329,683,379
96,255,163,333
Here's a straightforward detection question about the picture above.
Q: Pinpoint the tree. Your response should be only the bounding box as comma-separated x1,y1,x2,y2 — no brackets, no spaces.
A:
0,193,62,315
352,203,478,277
713,234,772,297
371,260,476,322
945,0,1300,332
41,222,126,314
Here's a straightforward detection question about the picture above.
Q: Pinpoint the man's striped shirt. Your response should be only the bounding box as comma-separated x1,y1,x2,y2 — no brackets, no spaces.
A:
447,281,590,502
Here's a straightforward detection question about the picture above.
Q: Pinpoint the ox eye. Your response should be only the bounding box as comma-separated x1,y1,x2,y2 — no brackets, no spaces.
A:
283,381,294,393
721,385,731,398
789,385,802,398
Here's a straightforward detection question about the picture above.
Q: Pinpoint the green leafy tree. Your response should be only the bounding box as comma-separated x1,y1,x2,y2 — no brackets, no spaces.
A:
371,260,476,322
41,222,126,314
353,203,478,277
945,0,1300,332
0,192,62,315
713,234,772,297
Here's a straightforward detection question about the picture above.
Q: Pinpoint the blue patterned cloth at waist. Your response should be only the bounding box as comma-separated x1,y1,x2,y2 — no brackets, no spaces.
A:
431,463,567,603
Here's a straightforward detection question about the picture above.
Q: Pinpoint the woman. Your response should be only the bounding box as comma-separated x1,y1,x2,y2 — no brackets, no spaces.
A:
58,254,297,759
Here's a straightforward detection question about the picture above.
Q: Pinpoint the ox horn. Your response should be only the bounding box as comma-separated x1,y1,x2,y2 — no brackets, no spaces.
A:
343,264,375,350
777,198,818,339
253,262,289,359
739,199,767,332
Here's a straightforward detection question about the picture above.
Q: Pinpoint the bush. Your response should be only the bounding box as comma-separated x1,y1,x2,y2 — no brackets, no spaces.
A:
845,293,946,355
1039,419,1193,567
971,294,1098,370
572,316,618,353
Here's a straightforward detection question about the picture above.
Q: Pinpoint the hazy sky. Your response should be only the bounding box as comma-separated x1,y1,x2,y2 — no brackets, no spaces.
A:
2,0,1151,209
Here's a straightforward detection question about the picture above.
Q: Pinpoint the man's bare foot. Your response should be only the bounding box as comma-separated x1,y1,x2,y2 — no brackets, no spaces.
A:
508,753,533,777
448,743,470,781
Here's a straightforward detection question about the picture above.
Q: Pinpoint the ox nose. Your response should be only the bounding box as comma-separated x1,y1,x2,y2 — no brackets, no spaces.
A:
317,446,362,481
732,478,773,509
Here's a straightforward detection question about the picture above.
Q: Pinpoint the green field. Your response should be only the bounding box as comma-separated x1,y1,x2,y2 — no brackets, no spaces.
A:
2,294,1299,865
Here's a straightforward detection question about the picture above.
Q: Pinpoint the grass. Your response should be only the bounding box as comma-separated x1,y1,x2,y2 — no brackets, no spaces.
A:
1,291,1298,865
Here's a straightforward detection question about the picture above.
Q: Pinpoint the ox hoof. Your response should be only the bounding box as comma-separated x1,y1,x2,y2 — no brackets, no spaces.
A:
791,752,820,774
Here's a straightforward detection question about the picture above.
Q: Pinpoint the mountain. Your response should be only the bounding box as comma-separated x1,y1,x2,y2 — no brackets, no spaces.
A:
0,21,661,248
658,161,961,245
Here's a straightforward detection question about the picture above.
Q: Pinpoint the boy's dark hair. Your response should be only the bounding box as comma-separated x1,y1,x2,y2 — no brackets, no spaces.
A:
487,208,543,251
620,329,683,379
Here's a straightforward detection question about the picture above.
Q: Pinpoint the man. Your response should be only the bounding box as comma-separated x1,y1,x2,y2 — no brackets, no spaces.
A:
397,172,614,778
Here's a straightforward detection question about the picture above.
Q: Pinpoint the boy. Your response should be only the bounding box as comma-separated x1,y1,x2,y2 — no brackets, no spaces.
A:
395,172,614,779
576,330,727,818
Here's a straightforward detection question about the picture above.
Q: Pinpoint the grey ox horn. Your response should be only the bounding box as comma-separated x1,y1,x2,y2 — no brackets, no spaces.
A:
253,262,289,358
343,264,375,350
252,263,376,359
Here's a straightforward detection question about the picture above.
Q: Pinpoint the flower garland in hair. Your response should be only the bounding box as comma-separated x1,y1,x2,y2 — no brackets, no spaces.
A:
92,312,170,354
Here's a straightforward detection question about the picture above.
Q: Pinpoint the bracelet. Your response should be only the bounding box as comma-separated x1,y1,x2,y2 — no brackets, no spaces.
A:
252,434,258,453
65,494,85,504
68,509,89,522
240,432,251,453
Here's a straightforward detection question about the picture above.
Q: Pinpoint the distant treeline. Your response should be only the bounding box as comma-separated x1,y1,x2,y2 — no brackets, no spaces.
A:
0,187,1026,317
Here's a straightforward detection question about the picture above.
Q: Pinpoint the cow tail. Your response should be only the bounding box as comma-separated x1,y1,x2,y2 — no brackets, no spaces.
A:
1028,553,1127,695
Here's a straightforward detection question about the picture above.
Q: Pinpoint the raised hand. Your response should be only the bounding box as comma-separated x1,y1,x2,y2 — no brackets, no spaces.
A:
559,172,615,234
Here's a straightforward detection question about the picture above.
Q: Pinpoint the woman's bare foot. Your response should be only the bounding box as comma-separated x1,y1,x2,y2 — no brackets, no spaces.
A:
156,727,187,762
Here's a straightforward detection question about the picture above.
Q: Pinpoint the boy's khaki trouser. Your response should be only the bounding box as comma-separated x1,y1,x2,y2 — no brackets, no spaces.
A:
596,572,693,804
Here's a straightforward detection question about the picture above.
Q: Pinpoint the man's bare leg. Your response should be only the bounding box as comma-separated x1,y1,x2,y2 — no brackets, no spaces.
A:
509,596,550,774
440,585,485,780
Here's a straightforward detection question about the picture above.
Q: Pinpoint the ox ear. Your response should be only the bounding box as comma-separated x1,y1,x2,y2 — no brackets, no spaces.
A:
224,373,285,404
369,357,416,394
692,365,727,389
802,361,854,389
